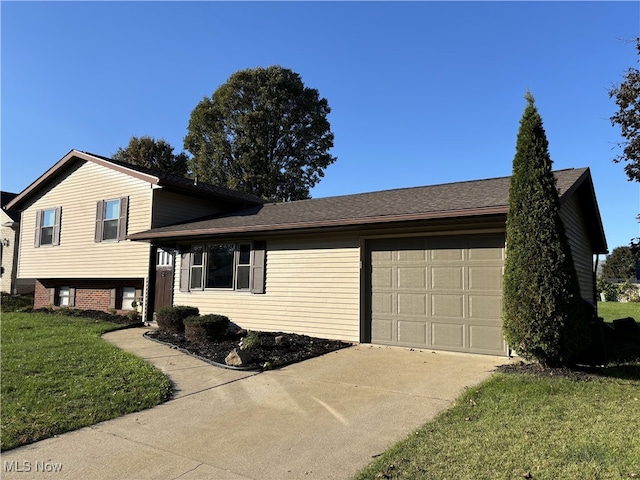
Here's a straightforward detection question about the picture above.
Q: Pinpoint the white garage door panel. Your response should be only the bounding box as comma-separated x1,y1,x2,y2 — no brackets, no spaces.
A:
368,234,507,355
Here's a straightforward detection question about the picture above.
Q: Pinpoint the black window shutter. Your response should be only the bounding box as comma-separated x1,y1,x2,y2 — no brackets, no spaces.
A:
95,201,104,242
251,241,266,294
179,251,191,292
118,196,128,241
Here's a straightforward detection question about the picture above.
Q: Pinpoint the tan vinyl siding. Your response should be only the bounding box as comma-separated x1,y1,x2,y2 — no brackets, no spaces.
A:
17,161,152,279
560,193,594,302
1,211,18,293
151,190,228,228
173,237,361,342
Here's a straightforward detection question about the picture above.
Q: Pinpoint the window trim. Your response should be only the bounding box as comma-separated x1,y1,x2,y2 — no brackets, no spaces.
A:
121,287,137,311
34,207,61,247
108,286,143,310
180,241,266,294
56,286,75,307
95,197,128,243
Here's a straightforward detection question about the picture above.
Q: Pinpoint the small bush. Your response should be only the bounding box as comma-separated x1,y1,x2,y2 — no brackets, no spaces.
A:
0,293,33,312
240,330,262,350
618,281,640,303
156,306,199,335
597,278,619,302
184,314,229,343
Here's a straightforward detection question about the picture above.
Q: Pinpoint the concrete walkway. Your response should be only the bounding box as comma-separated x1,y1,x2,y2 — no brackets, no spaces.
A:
2,327,506,480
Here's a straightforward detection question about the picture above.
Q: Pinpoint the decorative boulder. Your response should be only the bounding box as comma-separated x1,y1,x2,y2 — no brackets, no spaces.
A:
225,348,253,367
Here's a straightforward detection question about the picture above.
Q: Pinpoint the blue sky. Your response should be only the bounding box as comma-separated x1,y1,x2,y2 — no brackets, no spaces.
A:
2,1,638,252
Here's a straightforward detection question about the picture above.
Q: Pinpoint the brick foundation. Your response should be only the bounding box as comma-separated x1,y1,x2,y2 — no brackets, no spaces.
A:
34,279,144,315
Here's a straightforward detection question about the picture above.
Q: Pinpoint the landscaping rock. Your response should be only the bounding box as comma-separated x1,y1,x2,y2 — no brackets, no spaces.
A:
225,348,253,367
275,335,286,346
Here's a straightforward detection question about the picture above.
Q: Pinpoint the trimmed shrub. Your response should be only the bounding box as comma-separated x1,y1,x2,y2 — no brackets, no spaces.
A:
0,293,34,312
184,314,230,343
156,306,199,335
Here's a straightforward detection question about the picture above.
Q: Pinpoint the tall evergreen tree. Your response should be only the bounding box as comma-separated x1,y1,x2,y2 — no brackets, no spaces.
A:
502,92,587,367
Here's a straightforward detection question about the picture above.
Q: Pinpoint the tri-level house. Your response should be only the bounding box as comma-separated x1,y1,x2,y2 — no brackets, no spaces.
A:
9,152,607,356
6,150,263,318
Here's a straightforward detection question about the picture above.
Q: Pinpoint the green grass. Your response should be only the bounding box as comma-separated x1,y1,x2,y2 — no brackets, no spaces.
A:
1,312,172,451
598,301,640,323
354,371,640,480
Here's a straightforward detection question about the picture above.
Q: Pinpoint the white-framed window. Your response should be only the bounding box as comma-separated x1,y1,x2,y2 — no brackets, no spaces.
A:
102,200,120,241
58,286,71,306
35,207,61,247
190,246,204,289
181,242,265,294
95,197,128,243
121,287,136,310
236,243,251,290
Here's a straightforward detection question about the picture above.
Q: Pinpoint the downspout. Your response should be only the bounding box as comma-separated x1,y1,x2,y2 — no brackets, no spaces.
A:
593,254,599,316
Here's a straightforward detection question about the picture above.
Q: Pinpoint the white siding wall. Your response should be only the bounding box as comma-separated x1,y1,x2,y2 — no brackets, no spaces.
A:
173,237,361,342
18,161,152,279
560,193,594,302
151,190,228,228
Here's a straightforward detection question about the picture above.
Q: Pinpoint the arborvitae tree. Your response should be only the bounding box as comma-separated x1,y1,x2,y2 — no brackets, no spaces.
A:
502,92,588,367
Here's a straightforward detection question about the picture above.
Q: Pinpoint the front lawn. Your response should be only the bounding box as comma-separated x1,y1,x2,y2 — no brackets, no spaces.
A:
1,312,172,451
355,369,640,480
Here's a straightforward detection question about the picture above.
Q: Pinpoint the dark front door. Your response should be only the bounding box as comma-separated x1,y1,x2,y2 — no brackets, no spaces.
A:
154,249,174,314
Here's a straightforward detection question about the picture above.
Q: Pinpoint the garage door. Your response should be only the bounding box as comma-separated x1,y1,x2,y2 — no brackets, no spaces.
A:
367,234,506,355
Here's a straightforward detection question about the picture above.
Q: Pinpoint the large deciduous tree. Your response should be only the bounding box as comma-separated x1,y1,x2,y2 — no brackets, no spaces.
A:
609,38,640,182
184,66,336,202
601,245,637,281
113,136,188,176
502,92,588,367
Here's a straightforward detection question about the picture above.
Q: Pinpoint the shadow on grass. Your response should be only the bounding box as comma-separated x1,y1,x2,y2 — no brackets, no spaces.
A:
580,320,640,380
592,364,640,381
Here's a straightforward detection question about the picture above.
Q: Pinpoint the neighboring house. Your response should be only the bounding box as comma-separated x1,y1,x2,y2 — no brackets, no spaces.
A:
6,150,263,318
129,167,607,356
1,191,34,295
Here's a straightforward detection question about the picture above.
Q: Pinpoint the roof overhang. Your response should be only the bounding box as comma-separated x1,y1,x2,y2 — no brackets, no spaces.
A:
558,168,608,254
6,150,160,211
128,206,509,244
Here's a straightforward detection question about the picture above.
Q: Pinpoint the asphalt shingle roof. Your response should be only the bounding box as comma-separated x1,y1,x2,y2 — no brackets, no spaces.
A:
80,151,265,206
129,168,590,240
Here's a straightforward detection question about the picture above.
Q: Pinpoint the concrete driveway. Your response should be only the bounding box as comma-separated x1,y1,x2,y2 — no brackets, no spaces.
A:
2,328,505,480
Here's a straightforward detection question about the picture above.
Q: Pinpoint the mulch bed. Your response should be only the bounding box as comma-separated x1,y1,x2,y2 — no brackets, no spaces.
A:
32,307,142,326
146,329,352,370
